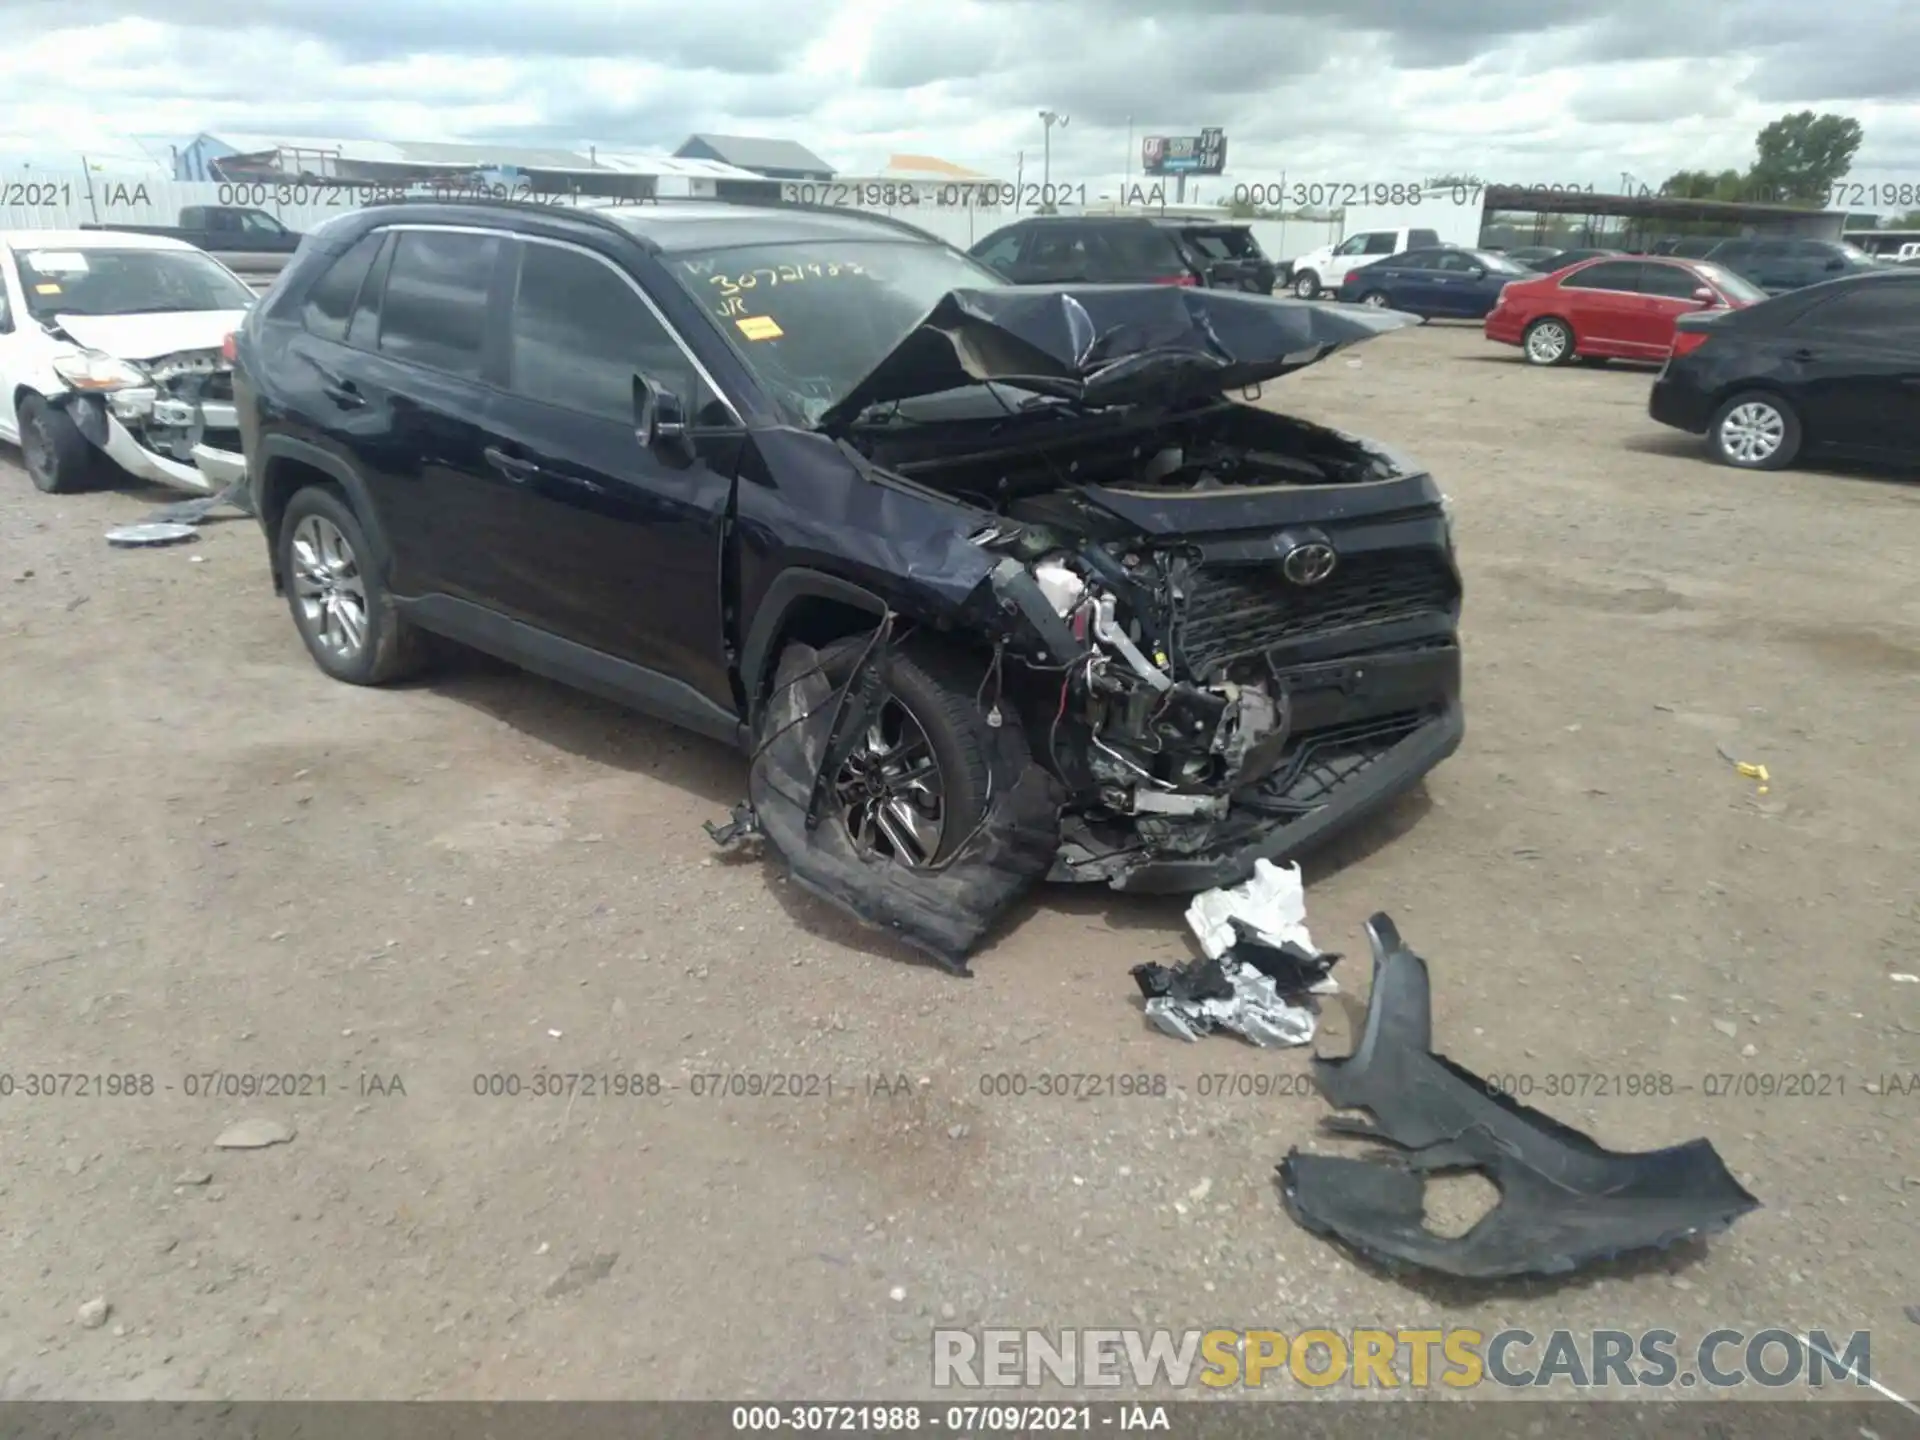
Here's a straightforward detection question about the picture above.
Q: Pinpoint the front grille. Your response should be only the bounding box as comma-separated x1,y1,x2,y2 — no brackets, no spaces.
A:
1176,552,1456,678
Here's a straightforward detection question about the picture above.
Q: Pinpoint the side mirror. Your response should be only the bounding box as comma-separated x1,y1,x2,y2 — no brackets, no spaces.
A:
1691,285,1716,305
1825,256,1845,270
1466,264,1486,279
633,373,690,460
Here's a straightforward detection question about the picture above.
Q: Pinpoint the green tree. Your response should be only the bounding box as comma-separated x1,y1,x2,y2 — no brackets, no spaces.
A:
1746,110,1863,205
1660,168,1748,201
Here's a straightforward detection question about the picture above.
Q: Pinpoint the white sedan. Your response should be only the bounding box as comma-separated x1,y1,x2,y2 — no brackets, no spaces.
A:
0,229,252,494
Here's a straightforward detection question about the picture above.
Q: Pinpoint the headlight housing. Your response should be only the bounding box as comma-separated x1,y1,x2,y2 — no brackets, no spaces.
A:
52,350,149,392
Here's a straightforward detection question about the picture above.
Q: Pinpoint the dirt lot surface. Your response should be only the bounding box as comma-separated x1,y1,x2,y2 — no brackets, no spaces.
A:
2,323,1917,1406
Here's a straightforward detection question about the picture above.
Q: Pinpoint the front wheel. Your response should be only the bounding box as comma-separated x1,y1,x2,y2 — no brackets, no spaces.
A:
811,637,997,869
16,395,103,494
1709,392,1802,471
1292,271,1322,300
1522,317,1574,366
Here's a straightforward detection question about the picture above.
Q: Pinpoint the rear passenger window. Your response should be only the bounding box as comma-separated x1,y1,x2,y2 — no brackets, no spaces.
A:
1560,261,1641,291
508,241,712,423
1795,281,1920,336
299,234,383,342
375,230,501,377
1364,233,1398,254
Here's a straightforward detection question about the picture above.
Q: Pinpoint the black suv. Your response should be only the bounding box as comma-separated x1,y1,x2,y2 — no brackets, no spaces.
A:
969,215,1278,292
233,199,1462,967
1701,236,1884,293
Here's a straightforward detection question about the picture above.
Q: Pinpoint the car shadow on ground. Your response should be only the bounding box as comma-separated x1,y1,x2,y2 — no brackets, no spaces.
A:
412,644,1447,973
421,647,747,812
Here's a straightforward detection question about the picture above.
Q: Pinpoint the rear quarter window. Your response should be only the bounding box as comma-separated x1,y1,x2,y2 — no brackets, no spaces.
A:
1409,229,1440,248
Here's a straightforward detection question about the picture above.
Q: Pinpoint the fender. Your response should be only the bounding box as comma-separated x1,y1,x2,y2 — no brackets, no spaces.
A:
739,568,889,727
255,435,394,591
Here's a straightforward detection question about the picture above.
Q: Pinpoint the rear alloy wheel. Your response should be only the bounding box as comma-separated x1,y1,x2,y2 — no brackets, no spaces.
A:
1709,392,1801,471
1522,317,1574,366
1359,290,1391,308
1293,271,1322,300
278,485,427,685
814,637,996,870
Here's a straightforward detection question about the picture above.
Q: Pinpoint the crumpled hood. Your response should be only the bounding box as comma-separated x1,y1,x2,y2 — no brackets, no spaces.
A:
52,310,249,363
817,285,1414,432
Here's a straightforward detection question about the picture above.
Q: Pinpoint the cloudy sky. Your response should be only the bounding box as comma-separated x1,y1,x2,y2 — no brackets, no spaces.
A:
3,0,1918,200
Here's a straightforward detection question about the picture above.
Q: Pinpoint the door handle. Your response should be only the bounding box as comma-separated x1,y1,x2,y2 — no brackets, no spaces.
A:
483,446,539,483
314,373,364,409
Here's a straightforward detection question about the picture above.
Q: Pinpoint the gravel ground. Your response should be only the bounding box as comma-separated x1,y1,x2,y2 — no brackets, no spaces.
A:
1,322,1917,1405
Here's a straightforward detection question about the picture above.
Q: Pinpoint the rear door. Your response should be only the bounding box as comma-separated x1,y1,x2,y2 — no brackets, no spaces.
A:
1086,225,1187,284
1552,260,1646,355
478,236,743,706
1783,280,1920,455
1359,248,1439,310
356,226,517,604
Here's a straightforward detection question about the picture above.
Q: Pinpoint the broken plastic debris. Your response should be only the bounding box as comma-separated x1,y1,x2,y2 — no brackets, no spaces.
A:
704,801,763,850
1278,914,1760,1279
140,477,254,526
1131,951,1326,1049
1185,859,1315,961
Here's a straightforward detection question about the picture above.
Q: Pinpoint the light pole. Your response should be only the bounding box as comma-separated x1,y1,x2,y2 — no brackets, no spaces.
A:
1038,109,1068,196
1125,115,1133,181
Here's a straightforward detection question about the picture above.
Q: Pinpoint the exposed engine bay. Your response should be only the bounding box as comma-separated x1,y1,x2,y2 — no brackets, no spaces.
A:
847,393,1460,890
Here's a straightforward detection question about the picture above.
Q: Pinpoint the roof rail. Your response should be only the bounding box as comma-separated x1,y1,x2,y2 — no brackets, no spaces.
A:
351,191,948,245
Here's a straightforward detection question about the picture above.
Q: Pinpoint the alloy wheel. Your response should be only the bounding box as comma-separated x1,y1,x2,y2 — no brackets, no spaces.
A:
21,414,54,486
833,700,947,867
1361,291,1390,308
1719,402,1786,465
1526,322,1569,363
289,514,370,661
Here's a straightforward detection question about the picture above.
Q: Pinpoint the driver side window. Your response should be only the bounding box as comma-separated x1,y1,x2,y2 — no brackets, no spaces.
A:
507,241,722,425
1334,233,1373,256
972,229,1026,270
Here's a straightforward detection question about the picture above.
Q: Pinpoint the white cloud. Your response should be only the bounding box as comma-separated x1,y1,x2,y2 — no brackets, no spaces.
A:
0,0,1913,200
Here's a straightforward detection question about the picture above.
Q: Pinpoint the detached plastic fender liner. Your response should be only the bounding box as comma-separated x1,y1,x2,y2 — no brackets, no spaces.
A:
746,642,1061,974
1278,914,1761,1279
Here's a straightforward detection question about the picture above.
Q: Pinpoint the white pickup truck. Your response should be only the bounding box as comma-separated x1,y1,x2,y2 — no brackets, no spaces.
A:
1284,227,1442,299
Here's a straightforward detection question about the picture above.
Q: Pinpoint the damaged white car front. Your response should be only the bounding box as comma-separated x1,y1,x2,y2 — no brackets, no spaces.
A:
1,233,251,495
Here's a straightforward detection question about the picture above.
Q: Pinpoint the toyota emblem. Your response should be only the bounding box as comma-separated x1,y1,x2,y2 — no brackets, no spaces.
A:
1282,541,1338,586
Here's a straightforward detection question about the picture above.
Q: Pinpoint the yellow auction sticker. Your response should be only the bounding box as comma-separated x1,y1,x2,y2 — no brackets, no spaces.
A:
735,315,784,341
35,283,61,294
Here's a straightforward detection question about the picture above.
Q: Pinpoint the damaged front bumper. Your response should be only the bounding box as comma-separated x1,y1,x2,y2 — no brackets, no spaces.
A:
1055,656,1462,895
59,359,245,495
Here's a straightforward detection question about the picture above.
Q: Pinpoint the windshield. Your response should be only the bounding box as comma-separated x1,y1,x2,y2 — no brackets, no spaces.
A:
665,239,1007,424
17,247,254,321
1694,262,1768,303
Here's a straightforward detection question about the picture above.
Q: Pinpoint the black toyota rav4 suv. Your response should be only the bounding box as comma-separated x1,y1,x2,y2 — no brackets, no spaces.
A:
232,199,1463,967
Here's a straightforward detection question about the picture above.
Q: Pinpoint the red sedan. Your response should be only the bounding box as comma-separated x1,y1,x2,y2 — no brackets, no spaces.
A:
1484,255,1768,365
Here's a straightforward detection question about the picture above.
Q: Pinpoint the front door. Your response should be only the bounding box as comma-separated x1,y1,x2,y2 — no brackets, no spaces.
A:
478,236,741,709
1787,280,1920,456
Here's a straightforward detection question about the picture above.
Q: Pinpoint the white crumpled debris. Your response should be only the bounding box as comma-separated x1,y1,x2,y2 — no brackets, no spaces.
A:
1140,861,1339,1048
1187,860,1324,970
